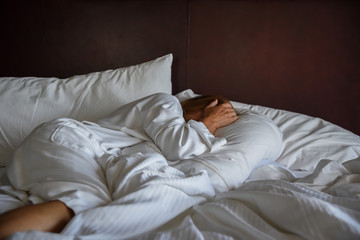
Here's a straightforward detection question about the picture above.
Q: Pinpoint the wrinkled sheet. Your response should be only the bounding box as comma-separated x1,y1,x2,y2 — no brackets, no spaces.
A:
2,91,360,240
7,157,360,240
142,165,360,240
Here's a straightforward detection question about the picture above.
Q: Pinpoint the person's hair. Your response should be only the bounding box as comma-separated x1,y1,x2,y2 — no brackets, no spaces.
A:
181,95,230,114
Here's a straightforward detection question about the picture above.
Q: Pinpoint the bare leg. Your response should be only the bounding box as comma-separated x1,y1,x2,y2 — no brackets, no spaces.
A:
0,200,74,239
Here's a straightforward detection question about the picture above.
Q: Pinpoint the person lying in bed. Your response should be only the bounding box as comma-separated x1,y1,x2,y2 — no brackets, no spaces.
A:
0,93,238,239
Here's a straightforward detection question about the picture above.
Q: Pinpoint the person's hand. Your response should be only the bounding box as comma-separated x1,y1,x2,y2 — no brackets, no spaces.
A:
201,99,238,134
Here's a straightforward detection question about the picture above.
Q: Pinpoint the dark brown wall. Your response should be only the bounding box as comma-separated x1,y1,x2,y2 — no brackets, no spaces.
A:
189,0,360,135
0,0,359,135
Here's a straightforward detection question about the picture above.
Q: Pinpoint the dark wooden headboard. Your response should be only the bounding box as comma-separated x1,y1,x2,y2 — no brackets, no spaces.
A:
1,0,359,135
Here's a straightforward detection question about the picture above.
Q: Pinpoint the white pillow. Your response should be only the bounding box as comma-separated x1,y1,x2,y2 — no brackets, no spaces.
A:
0,54,173,166
173,90,283,192
175,89,360,176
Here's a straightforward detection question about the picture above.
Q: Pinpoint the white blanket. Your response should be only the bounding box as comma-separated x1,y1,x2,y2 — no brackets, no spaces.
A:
7,157,360,240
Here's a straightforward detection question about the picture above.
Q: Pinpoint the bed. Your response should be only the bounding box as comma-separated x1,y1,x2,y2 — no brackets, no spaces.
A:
0,54,359,240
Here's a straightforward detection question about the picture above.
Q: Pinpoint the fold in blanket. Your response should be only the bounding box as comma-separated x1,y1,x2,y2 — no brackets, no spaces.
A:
8,175,360,240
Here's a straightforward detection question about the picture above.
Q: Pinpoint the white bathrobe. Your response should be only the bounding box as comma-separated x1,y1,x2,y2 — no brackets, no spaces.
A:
5,93,222,214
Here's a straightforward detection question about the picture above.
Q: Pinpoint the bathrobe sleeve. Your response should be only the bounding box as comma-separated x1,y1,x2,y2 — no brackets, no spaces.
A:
96,93,226,160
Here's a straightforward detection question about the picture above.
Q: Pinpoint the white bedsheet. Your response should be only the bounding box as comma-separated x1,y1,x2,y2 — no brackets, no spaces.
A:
7,157,360,240
1,91,360,240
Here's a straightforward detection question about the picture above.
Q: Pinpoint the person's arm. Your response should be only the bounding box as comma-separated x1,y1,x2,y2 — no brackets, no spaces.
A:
0,200,74,240
141,94,237,160
96,93,237,160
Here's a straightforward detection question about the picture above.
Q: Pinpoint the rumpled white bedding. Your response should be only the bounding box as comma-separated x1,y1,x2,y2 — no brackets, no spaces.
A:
1,90,360,240
3,93,225,214
6,160,360,240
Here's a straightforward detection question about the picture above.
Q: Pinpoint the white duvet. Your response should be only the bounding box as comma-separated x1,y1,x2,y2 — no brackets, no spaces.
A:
1,90,360,240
